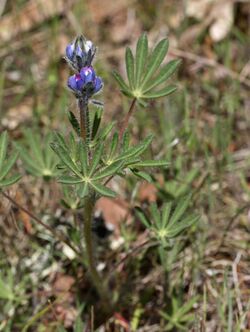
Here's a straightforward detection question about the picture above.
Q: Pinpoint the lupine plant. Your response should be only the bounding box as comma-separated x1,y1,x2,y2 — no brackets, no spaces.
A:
49,34,184,304
0,33,198,318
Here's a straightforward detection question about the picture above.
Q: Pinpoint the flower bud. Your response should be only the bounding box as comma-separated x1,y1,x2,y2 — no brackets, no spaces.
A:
65,36,96,72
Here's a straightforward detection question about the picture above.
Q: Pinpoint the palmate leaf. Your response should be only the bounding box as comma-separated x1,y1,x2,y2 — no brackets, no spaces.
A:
0,132,21,188
141,38,169,88
0,174,22,187
125,47,135,89
24,130,45,168
0,131,8,171
68,111,80,136
93,160,124,181
88,143,104,177
108,132,119,161
135,32,148,87
112,70,131,94
115,134,153,162
131,169,153,182
136,195,199,241
91,108,102,140
90,181,116,198
58,175,83,184
166,214,199,238
114,33,180,102
15,144,42,176
0,152,19,181
142,85,177,99
130,159,169,168
50,143,82,178
143,59,182,93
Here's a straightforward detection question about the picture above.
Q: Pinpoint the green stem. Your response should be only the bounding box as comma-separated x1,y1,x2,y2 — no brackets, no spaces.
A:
119,97,137,140
83,196,111,304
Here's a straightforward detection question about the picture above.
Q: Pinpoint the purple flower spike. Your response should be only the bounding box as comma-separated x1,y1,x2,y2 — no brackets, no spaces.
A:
94,77,103,93
80,67,96,84
68,74,84,92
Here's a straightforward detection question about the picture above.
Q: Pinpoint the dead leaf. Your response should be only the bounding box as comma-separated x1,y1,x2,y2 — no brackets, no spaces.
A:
186,0,234,42
1,99,32,129
138,182,157,203
209,1,234,42
0,0,75,43
86,0,132,24
95,197,131,236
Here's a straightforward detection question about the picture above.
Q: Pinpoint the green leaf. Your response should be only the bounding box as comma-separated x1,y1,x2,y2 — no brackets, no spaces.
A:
120,89,134,98
141,38,169,88
96,122,115,143
53,132,68,151
131,169,152,182
116,135,153,162
0,152,19,181
25,130,45,168
50,143,82,178
123,157,141,167
125,47,135,89
0,277,14,300
108,132,119,160
130,160,169,168
150,203,161,226
90,182,116,198
91,108,103,140
135,33,148,87
79,139,88,175
112,70,130,92
0,174,22,187
168,195,191,227
15,144,42,176
135,207,151,229
142,85,177,99
122,130,130,151
88,144,104,177
68,111,80,136
143,59,181,93
0,131,8,171
77,182,89,198
162,202,172,228
58,175,83,184
93,160,123,181
167,215,199,238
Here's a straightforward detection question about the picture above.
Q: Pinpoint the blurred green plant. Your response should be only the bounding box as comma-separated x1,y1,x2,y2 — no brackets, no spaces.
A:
0,131,21,188
136,195,199,246
15,130,59,180
160,296,199,331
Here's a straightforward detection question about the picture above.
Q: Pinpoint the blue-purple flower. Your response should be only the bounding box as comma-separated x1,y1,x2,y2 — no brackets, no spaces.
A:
65,36,96,71
67,66,103,97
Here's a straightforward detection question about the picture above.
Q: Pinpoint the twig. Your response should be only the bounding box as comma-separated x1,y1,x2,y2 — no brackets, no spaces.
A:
1,190,80,256
119,97,137,140
170,48,250,88
215,203,250,253
111,238,158,273
232,252,243,319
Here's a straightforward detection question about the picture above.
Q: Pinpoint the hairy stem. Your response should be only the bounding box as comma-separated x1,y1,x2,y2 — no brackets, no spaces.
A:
119,97,137,140
78,97,91,152
83,196,111,304
1,190,80,256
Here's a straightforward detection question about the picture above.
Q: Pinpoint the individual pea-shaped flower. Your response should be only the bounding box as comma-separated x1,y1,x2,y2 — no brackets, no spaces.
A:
67,66,103,98
65,36,96,71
